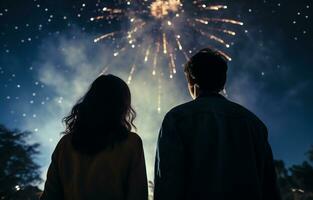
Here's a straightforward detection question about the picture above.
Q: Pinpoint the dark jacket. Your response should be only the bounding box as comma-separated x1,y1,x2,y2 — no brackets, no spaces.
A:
41,132,148,200
154,93,281,200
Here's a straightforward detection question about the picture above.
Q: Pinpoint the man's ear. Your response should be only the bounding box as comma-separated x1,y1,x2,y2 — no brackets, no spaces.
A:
185,72,196,85
193,84,200,99
188,83,199,99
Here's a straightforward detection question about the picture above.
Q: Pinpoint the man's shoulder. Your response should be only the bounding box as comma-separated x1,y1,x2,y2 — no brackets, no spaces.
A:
165,100,195,118
227,100,267,128
165,98,267,129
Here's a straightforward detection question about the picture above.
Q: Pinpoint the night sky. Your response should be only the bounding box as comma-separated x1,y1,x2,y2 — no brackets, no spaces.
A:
0,0,312,183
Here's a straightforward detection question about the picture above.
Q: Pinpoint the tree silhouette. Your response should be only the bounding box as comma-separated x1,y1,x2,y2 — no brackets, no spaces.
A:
275,160,294,200
289,145,313,200
0,124,42,200
307,145,313,163
275,145,313,200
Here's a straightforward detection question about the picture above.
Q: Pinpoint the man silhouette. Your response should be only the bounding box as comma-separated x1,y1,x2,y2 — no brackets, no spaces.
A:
154,48,281,200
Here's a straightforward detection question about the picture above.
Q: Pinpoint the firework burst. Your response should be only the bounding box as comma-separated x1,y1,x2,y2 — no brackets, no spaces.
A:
91,0,244,112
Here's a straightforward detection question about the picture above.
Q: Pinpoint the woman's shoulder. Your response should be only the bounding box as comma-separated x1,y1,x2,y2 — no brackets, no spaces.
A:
54,134,72,153
122,132,144,157
127,132,142,143
124,132,143,149
59,133,71,144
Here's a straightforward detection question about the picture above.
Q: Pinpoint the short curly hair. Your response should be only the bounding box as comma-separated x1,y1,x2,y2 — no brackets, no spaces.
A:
184,48,228,92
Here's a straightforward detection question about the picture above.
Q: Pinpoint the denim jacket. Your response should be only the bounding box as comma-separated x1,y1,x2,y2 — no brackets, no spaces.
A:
154,93,281,200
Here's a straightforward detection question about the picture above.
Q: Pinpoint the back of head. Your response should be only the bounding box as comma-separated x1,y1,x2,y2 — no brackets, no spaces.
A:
62,74,136,154
185,48,228,92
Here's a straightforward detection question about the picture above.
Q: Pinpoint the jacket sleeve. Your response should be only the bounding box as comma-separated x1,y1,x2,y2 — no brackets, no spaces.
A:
154,113,185,200
262,129,282,200
40,141,64,200
126,136,148,200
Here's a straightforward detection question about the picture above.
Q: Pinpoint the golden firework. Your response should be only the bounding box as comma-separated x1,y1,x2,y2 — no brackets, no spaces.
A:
150,0,181,19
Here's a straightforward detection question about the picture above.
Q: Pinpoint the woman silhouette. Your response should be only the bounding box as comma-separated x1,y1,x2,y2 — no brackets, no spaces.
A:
41,74,148,200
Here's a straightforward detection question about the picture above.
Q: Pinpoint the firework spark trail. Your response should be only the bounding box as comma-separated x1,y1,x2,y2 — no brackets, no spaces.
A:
90,16,105,21
113,47,126,57
182,50,190,61
215,29,236,36
153,42,160,76
194,20,237,36
102,7,123,14
200,5,228,11
127,21,146,47
175,35,183,50
162,33,168,55
198,30,230,48
90,8,123,21
204,28,236,36
200,18,244,26
170,53,176,75
168,23,189,63
144,46,151,62
195,18,243,27
168,63,173,79
99,65,110,76
128,21,146,36
217,50,232,62
157,76,162,113
174,33,189,61
94,32,117,43
127,64,136,84
176,36,190,61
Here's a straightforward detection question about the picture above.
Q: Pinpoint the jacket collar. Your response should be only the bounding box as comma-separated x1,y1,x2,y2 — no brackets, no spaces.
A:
197,90,226,99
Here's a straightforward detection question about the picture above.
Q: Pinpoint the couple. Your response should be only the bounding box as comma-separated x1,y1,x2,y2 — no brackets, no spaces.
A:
41,48,281,200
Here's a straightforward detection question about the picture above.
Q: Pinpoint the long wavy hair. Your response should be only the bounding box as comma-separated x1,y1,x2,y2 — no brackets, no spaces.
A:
62,74,136,154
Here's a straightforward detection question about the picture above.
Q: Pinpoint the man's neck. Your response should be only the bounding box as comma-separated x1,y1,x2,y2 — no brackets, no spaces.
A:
197,90,224,99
